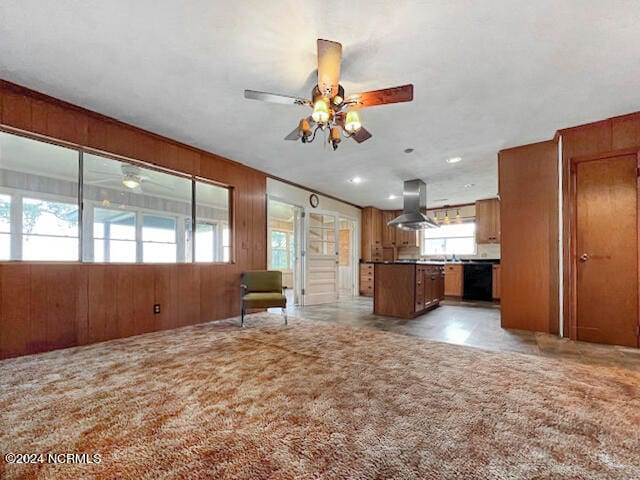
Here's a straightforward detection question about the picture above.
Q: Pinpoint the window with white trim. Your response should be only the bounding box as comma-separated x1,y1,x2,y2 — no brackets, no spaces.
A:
422,222,476,256
0,194,11,260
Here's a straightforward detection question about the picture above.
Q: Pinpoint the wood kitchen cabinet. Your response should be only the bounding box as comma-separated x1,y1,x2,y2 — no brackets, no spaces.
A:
396,219,420,248
476,198,501,244
359,263,374,297
444,264,463,297
382,210,397,247
422,265,445,309
361,207,383,261
374,263,444,318
492,264,501,300
362,209,419,260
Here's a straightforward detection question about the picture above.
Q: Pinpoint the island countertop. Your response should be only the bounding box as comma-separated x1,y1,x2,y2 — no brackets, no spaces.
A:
372,262,445,318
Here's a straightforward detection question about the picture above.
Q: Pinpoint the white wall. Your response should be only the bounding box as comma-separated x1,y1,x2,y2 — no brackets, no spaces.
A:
267,177,361,270
267,178,361,220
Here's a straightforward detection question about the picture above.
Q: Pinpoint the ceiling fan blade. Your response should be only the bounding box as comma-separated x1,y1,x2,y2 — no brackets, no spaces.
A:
244,90,311,106
351,127,373,143
317,39,342,97
142,179,173,190
345,84,414,109
284,127,302,141
84,177,120,186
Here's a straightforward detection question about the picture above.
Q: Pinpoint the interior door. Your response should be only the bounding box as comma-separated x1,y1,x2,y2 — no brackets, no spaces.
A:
575,153,639,347
305,212,339,305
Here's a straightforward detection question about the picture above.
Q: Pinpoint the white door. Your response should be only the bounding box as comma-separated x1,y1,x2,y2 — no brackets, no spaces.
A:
304,212,339,305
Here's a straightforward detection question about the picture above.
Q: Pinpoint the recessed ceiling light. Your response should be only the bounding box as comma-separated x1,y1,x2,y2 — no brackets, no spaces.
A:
388,194,397,200
446,156,462,164
349,177,362,184
433,198,448,202
464,183,475,188
403,148,414,154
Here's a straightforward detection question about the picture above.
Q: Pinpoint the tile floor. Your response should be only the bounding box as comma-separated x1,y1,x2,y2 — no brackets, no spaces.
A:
281,296,640,369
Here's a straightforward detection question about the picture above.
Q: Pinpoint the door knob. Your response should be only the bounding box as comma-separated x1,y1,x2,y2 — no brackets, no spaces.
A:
579,253,589,262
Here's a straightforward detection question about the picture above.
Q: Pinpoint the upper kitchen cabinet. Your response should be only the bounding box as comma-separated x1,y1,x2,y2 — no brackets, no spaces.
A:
475,198,501,244
382,210,398,247
382,211,419,248
398,228,419,248
361,207,383,261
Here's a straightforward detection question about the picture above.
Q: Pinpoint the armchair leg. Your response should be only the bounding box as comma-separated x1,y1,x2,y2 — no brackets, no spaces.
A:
282,307,287,326
241,308,245,327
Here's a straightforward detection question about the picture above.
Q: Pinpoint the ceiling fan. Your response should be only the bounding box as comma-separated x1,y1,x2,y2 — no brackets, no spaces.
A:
244,39,414,150
86,164,170,194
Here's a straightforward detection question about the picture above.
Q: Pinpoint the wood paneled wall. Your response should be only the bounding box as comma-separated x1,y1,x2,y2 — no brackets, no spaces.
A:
558,112,640,338
0,81,266,359
498,140,559,333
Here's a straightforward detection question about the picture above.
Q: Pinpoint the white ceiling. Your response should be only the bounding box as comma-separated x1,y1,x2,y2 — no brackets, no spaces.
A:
1,1,639,209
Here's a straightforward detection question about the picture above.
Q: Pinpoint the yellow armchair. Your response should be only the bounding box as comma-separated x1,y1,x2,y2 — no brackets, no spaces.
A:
240,271,287,327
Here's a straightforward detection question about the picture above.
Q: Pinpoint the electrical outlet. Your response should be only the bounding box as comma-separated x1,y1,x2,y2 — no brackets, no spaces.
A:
153,304,161,314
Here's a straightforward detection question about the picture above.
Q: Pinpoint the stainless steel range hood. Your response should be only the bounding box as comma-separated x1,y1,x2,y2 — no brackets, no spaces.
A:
387,179,438,231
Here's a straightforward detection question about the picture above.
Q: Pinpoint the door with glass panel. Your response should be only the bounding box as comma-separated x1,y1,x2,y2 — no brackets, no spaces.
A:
305,212,339,305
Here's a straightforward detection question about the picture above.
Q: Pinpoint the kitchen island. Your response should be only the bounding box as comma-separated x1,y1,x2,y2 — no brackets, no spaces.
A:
372,262,445,318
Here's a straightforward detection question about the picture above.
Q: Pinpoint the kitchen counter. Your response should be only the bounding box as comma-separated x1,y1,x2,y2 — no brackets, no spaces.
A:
363,260,446,265
373,262,445,318
362,260,499,265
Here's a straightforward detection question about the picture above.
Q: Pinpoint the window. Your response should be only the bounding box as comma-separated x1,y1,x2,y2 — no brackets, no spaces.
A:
222,224,231,262
143,215,177,263
22,198,79,260
271,230,294,269
83,153,191,263
0,130,233,264
308,213,336,256
93,208,136,262
422,222,476,256
0,194,10,260
194,181,231,263
0,131,79,260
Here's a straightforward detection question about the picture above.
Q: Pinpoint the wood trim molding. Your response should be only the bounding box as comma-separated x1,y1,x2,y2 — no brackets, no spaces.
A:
0,79,361,211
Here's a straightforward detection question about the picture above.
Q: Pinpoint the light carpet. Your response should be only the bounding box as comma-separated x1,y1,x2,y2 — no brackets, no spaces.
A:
1,313,639,479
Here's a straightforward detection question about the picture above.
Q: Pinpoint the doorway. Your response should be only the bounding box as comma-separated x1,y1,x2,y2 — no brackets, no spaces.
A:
338,217,357,299
570,151,639,347
267,198,304,306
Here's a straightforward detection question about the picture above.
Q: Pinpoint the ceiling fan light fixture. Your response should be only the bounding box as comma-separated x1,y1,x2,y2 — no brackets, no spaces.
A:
330,127,341,143
345,110,362,133
333,85,345,105
122,175,140,189
311,99,330,123
299,118,312,137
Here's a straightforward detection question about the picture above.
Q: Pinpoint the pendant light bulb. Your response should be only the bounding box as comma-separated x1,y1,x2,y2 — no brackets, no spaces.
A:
312,99,330,123
345,110,362,133
444,210,450,225
456,209,462,224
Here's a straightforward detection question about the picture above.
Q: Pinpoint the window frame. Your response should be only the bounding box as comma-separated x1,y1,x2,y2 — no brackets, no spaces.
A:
421,221,477,257
0,127,235,264
271,229,294,270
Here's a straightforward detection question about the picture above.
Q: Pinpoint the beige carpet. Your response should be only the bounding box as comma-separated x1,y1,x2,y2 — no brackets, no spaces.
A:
1,314,639,480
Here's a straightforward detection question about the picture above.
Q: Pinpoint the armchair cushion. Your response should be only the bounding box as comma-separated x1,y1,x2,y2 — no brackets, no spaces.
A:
242,292,287,309
242,271,283,293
